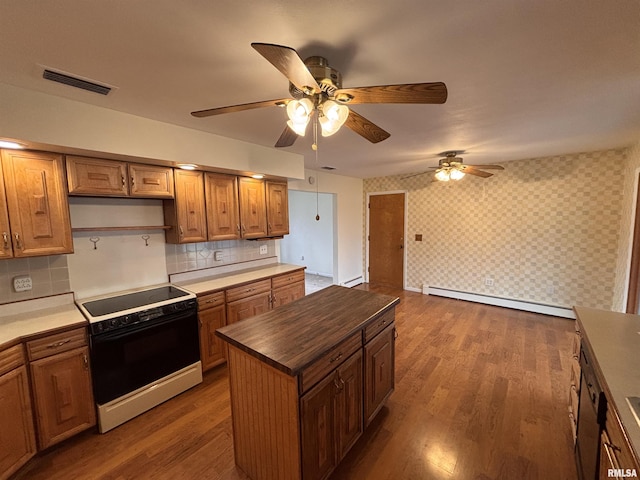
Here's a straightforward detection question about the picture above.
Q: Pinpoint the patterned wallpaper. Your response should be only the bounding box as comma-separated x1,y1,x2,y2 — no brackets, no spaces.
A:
364,148,627,310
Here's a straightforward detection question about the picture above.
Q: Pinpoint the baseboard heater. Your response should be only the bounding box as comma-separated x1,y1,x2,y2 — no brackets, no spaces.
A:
342,276,364,288
424,286,575,319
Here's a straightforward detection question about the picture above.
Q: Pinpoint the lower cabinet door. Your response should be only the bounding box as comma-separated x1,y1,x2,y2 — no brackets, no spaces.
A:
272,282,305,308
199,305,227,371
364,323,395,426
30,346,96,449
0,365,36,479
226,293,271,324
334,350,363,461
301,373,336,480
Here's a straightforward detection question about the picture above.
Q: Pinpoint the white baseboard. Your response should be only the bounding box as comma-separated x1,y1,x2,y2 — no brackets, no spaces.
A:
405,286,421,293
342,276,364,288
424,286,575,319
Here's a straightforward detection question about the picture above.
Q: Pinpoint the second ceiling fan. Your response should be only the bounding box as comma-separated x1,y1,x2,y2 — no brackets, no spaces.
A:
191,43,448,147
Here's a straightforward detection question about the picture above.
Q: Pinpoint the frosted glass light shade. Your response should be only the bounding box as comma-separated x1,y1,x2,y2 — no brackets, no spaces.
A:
319,100,349,137
286,98,314,136
435,169,450,182
450,168,465,180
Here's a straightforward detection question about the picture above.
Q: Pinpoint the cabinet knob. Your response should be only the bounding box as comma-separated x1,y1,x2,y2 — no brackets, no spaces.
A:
2,232,8,250
14,232,23,250
83,354,89,369
179,226,184,237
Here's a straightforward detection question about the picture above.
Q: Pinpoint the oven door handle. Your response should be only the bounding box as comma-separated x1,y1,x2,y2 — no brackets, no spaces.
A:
91,308,196,343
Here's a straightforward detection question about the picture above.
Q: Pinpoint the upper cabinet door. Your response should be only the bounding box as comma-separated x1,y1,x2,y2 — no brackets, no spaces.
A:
266,181,289,237
205,173,240,241
1,150,73,257
129,163,174,198
66,156,128,196
238,177,267,239
0,161,13,259
165,169,207,244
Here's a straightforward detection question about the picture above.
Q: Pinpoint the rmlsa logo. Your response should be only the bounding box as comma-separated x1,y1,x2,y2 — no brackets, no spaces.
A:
609,469,638,478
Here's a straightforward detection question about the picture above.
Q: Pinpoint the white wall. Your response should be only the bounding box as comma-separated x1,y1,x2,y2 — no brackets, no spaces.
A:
288,170,363,286
0,82,305,179
280,191,334,277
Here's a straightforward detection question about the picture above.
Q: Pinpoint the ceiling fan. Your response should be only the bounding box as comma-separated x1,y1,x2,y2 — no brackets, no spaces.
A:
191,43,448,147
405,151,505,182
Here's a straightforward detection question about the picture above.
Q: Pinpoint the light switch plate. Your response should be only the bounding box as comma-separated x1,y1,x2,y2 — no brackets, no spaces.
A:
13,275,33,292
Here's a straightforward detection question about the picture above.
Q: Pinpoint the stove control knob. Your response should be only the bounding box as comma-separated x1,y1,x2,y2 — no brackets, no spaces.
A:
121,315,130,325
109,319,119,328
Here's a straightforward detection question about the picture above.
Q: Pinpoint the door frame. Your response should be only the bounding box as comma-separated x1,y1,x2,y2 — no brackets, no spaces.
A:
365,190,408,289
625,168,640,313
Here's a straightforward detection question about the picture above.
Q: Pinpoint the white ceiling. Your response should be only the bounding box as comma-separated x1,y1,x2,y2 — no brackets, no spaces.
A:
1,1,639,178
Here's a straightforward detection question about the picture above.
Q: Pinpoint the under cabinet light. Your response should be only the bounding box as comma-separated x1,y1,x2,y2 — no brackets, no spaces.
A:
0,140,24,149
177,164,197,170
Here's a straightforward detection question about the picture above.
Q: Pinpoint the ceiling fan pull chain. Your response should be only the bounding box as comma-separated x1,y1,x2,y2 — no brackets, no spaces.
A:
313,117,320,221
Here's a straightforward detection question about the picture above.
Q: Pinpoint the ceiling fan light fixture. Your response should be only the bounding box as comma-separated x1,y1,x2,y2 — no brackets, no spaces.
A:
435,169,450,182
319,100,349,137
286,98,314,136
450,168,465,180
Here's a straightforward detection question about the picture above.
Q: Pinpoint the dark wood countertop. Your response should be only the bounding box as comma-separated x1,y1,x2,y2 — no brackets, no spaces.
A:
216,285,399,376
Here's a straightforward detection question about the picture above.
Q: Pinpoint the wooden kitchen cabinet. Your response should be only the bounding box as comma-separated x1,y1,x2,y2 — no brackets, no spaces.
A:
0,157,13,259
27,328,96,450
226,278,272,324
600,407,640,479
164,169,207,243
238,177,267,239
0,345,36,480
266,180,289,237
364,322,395,426
198,291,227,371
204,173,240,240
272,269,306,307
0,149,73,257
128,163,174,198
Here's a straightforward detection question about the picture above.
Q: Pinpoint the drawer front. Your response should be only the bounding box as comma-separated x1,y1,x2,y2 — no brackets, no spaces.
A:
364,308,395,343
605,408,640,471
26,328,87,361
198,291,225,311
226,279,272,303
572,331,581,359
569,385,579,418
300,333,362,394
570,357,581,392
271,269,305,290
0,344,25,376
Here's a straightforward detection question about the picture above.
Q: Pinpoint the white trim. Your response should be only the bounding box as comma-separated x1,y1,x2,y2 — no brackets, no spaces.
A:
425,286,575,319
623,167,640,311
365,190,408,289
405,286,421,293
342,276,364,288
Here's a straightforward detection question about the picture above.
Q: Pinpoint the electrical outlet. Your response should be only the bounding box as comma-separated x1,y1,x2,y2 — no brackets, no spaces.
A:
13,275,32,292
484,278,494,287
214,250,223,261
259,245,268,255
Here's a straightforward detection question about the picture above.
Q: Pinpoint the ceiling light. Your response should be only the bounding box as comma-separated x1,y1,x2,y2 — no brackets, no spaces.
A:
286,98,314,136
0,140,24,149
177,164,197,170
450,169,465,180
319,100,349,137
435,169,450,182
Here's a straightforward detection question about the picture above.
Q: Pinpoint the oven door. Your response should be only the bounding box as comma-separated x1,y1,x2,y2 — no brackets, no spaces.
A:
90,307,199,405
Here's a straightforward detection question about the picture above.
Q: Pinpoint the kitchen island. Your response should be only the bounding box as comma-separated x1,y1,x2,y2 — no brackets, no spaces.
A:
216,285,399,480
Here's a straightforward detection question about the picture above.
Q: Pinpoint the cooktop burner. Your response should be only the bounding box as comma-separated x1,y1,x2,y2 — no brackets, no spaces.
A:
80,285,194,318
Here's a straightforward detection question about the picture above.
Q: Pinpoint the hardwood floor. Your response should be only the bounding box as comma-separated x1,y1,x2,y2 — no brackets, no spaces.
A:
12,286,578,480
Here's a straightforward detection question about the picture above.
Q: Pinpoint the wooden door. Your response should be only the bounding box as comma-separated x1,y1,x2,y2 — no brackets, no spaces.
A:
30,347,96,450
199,304,227,371
165,169,207,243
0,365,36,478
1,149,73,257
0,160,13,258
129,163,174,198
266,181,289,236
205,173,240,240
226,293,271,324
364,324,395,426
238,177,267,239
66,155,128,196
368,193,405,288
334,350,363,462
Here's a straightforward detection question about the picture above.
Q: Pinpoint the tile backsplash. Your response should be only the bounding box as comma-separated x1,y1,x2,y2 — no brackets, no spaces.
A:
0,255,70,304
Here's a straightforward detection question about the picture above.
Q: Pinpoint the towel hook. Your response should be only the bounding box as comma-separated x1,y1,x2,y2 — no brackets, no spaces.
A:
89,237,100,250
141,234,150,246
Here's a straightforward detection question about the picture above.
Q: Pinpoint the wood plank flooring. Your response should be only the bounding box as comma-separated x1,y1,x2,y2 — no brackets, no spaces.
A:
12,286,577,480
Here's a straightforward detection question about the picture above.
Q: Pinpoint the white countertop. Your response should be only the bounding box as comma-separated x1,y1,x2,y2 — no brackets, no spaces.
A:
0,293,87,348
174,263,306,295
574,306,640,459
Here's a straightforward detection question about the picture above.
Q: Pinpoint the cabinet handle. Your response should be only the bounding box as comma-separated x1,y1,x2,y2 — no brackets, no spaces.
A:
131,176,135,187
604,441,622,452
2,232,8,250
241,224,246,232
394,328,399,340
236,224,240,232
83,354,89,370
122,175,126,187
179,226,184,237
330,352,343,364
14,232,22,250
333,376,345,392
47,338,71,349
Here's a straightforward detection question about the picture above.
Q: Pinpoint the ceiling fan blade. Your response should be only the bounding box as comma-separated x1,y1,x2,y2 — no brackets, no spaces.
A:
191,98,290,118
334,82,447,105
275,126,297,148
401,171,431,179
460,166,493,178
251,43,321,94
344,110,391,143
464,164,505,170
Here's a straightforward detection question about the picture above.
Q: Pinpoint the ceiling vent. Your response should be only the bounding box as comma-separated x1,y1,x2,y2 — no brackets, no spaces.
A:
42,69,112,95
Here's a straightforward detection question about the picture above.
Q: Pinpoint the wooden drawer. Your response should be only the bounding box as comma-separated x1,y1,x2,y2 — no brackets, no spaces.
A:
364,308,395,343
0,344,25,376
300,333,362,394
271,269,305,290
605,407,640,472
569,385,579,418
570,357,581,391
226,279,272,303
26,328,87,362
198,291,225,311
572,330,581,359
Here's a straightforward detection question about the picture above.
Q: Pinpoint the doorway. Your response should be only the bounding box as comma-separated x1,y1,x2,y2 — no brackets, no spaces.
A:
367,192,406,288
626,171,640,313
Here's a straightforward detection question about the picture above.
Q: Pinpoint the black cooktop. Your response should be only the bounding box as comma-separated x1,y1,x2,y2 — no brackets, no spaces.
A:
82,286,191,317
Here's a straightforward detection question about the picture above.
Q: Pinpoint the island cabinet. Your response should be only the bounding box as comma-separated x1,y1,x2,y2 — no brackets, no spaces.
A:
216,285,399,480
0,149,73,258
26,327,96,450
0,344,36,480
